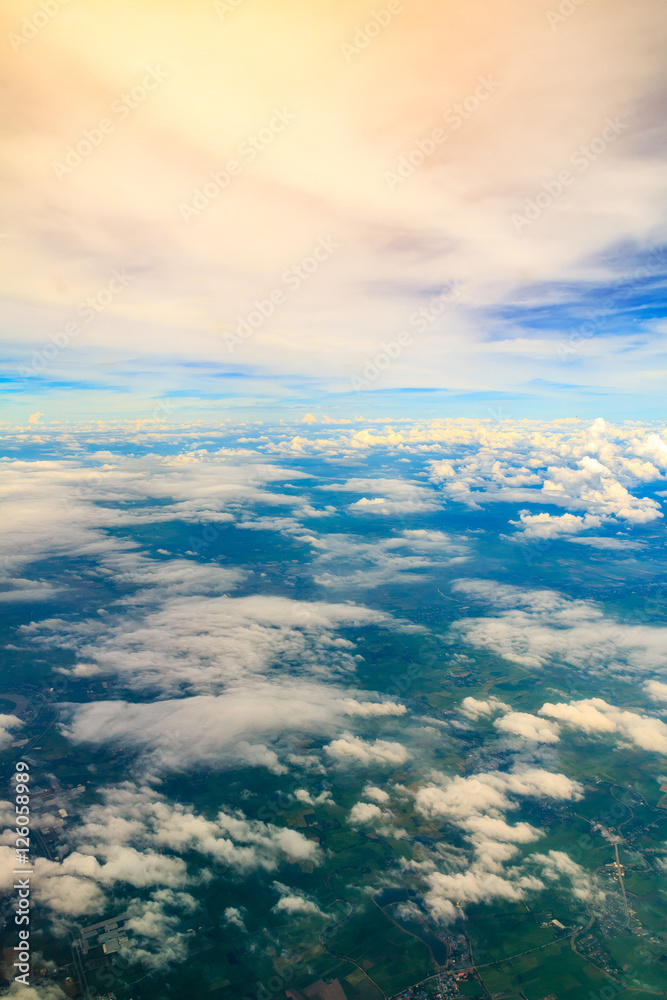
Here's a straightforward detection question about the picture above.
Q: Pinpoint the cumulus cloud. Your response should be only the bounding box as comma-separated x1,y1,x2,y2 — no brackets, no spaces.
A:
341,699,407,717
414,768,581,830
121,890,198,970
362,784,391,804
4,986,67,1000
644,680,667,703
404,765,582,922
325,478,442,515
531,850,605,904
324,733,410,767
423,865,545,918
271,882,325,918
0,779,323,966
539,698,667,753
0,845,104,918
0,713,23,750
423,420,667,542
460,696,511,719
494,712,561,743
223,906,247,932
509,511,602,540
349,802,389,826
0,453,309,598
294,788,333,807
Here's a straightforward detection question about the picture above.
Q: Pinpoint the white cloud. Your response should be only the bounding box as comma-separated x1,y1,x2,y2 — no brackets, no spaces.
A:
460,696,511,719
349,801,389,826
0,713,23,750
306,529,469,590
362,784,390,804
63,681,394,774
539,698,667,753
271,882,324,918
0,778,323,958
404,765,582,922
324,733,410,767
452,579,667,675
509,511,602,540
294,788,333,807
568,536,643,550
4,0,667,407
531,850,604,903
26,593,389,696
223,906,247,932
341,699,407,717
494,711,561,743
4,985,67,1000
644,680,667,703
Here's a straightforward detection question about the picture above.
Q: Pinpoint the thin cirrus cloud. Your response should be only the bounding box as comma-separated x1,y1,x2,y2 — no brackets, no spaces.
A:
1,0,666,415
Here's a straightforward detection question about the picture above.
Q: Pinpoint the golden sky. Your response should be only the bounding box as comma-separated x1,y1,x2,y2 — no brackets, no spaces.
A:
2,0,666,415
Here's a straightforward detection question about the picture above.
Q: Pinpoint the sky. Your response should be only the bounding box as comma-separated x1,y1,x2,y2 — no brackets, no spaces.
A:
2,0,667,423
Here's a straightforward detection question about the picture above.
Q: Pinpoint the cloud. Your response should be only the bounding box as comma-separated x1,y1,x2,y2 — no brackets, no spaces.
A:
362,784,390,804
423,865,545,917
121,891,197,970
349,801,389,826
324,733,410,767
4,986,67,1000
0,713,23,750
316,476,445,515
509,511,602,540
404,765,582,922
341,699,407,717
223,906,247,932
460,696,511,719
494,711,561,743
62,681,398,774
425,419,666,536
414,767,581,828
0,778,323,963
539,697,667,753
294,788,333,807
351,497,387,508
4,0,667,408
644,680,667,703
306,529,469,590
568,536,644,550
26,593,390,696
271,882,324,918
0,452,310,599
531,850,604,903
452,578,667,675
